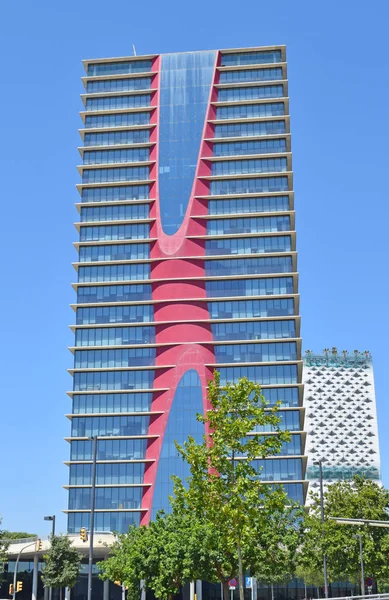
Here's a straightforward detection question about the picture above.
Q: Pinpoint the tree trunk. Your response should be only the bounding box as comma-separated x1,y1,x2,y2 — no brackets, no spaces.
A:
271,583,274,600
222,580,230,600
237,540,244,600
316,587,320,599
59,588,63,600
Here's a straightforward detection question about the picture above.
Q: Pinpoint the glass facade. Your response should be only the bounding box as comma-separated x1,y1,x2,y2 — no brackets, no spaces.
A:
67,46,304,536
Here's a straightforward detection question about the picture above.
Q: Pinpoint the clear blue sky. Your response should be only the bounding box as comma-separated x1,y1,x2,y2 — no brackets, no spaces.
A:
0,0,387,536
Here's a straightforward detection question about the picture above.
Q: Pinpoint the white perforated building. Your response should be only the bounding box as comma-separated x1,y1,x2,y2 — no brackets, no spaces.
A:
303,350,381,500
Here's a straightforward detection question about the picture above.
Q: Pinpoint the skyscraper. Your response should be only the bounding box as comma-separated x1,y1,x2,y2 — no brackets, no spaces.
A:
304,350,381,497
65,46,306,533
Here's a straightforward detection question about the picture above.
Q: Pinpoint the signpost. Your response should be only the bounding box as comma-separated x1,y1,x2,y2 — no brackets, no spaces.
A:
229,579,237,590
366,578,373,594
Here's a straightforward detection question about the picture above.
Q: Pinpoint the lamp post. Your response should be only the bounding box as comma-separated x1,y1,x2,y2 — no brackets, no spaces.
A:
314,459,329,598
87,436,98,600
354,534,365,596
44,515,56,600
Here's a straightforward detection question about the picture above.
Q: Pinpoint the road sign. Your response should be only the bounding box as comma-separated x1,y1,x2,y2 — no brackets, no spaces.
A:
245,577,252,589
229,578,238,590
366,578,373,587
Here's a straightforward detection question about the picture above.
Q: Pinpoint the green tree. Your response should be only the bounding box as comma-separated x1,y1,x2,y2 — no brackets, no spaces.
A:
0,518,10,583
41,535,82,600
3,532,36,540
174,372,298,600
298,477,389,590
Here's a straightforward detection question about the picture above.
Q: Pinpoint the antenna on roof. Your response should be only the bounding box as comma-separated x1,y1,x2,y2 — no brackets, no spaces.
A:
132,45,137,56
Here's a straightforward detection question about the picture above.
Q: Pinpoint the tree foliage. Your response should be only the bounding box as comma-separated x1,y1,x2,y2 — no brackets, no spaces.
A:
297,477,389,589
173,372,301,600
0,518,10,583
42,535,82,595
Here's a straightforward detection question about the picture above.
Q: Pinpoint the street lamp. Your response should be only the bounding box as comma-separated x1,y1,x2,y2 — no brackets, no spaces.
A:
87,436,98,600
354,534,365,596
314,459,329,598
44,516,56,600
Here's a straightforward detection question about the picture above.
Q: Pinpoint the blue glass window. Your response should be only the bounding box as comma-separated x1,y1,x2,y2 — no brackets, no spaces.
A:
83,148,149,165
214,121,286,139
207,216,291,235
68,511,140,533
280,434,302,455
76,305,154,325
206,277,294,298
70,438,148,460
205,256,293,276
84,112,150,129
220,51,282,66
214,342,297,363
212,158,287,176
87,60,153,76
86,77,152,93
213,139,287,157
74,347,156,369
218,365,298,385
81,185,149,203
216,103,285,120
158,51,216,235
80,203,150,223
211,320,296,341
219,68,282,83
84,129,150,147
251,409,300,432
78,264,150,283
69,462,145,484
82,166,149,184
208,196,290,215
152,370,204,518
262,387,299,407
76,283,152,304
85,94,151,112
251,458,302,481
73,370,155,391
71,415,149,437
210,176,289,196
218,85,284,102
80,223,149,241
72,393,152,414
206,236,291,256
75,325,155,346
79,243,150,263
69,487,143,510
208,298,294,319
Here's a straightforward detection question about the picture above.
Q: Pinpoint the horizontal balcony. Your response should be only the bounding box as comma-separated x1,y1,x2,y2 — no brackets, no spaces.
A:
217,61,286,73
65,411,163,419
75,197,155,213
79,121,155,140
76,178,155,194
206,135,291,149
79,106,155,123
81,71,159,89
208,111,289,127
80,87,157,106
205,150,291,163
78,141,155,156
214,77,287,90
77,160,154,176
74,217,155,230
200,169,292,182
212,93,288,108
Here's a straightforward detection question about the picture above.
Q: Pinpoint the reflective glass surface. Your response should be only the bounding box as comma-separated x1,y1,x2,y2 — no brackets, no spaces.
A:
214,341,297,363
208,298,294,319
74,347,156,369
68,511,140,533
78,264,150,283
214,121,286,139
211,157,287,176
85,94,151,112
218,364,298,385
84,112,150,129
251,458,302,480
84,129,150,147
80,223,149,241
72,393,152,414
216,102,285,120
218,85,284,102
279,434,302,455
76,283,152,303
75,325,155,346
207,216,290,234
208,196,289,215
81,185,149,203
211,320,296,341
210,176,289,195
79,243,149,262
159,51,216,234
205,256,293,276
83,147,149,165
70,438,148,460
262,387,299,407
69,486,143,510
86,77,152,93
152,370,204,517
69,462,145,484
206,277,294,298
76,305,154,325
219,68,282,83
71,415,149,437
82,166,149,184
220,51,282,66
213,139,287,157
206,236,291,256
73,369,155,391
252,410,300,432
87,60,152,76
80,203,149,223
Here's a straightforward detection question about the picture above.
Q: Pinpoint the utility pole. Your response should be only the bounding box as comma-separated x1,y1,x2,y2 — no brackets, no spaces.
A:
354,534,365,596
44,515,56,600
315,459,329,598
87,436,98,600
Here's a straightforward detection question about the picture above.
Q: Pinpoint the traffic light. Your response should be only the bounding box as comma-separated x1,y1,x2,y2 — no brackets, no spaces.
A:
114,581,121,586
35,539,43,551
16,582,23,593
80,527,88,542
9,584,14,595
